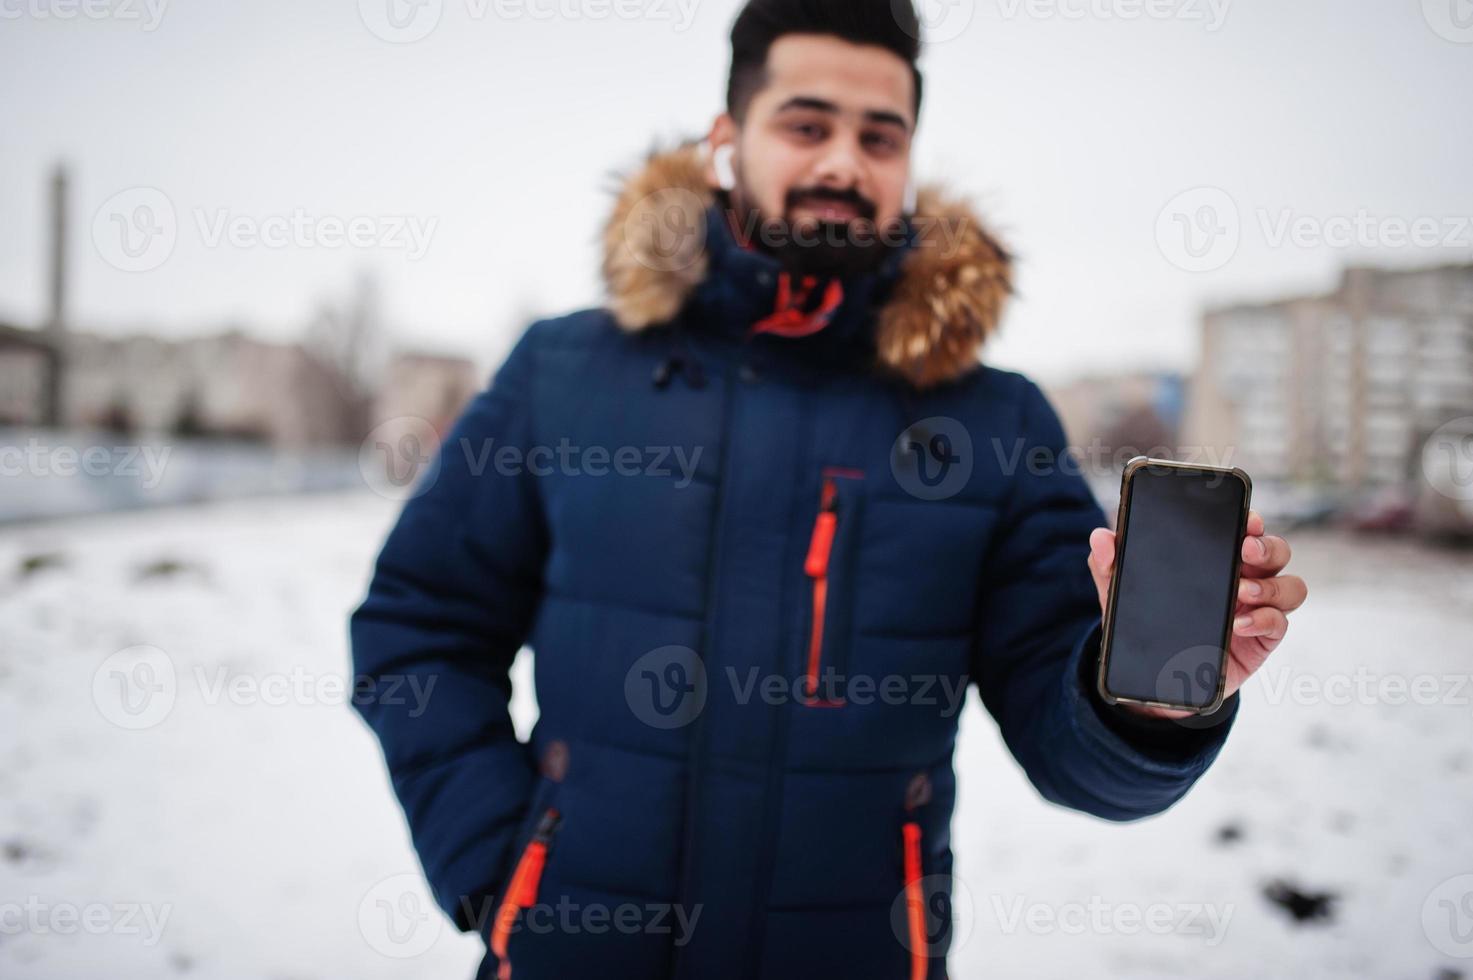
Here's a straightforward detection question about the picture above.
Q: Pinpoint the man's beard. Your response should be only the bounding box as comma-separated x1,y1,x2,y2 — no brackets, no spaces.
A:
722,185,903,280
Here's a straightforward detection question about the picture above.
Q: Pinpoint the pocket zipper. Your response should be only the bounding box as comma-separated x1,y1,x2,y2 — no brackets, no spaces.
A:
902,772,932,980
902,820,927,980
491,808,561,980
803,476,842,705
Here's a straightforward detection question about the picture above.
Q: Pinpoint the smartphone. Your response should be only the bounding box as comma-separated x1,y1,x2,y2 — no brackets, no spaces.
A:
1096,456,1252,714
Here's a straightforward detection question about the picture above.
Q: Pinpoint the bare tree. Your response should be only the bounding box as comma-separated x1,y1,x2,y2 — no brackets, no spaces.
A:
304,270,387,442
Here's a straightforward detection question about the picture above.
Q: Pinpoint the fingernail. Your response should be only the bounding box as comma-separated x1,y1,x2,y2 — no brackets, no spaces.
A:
1242,580,1262,599
1234,614,1253,631
1256,538,1269,559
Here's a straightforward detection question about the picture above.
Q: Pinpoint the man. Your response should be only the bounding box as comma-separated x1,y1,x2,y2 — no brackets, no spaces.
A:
350,1,1308,977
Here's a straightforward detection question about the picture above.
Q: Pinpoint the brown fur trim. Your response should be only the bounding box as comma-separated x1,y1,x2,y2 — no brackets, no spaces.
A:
601,143,1012,388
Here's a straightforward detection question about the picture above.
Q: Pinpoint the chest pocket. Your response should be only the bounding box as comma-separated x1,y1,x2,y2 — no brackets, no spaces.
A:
798,467,998,708
854,491,997,641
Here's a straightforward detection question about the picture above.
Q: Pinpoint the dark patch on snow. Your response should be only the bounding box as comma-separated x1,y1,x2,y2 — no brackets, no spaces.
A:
136,554,195,577
18,552,66,577
1434,970,1463,980
2,837,54,870
170,951,195,972
1214,822,1244,846
135,558,206,582
1262,879,1338,924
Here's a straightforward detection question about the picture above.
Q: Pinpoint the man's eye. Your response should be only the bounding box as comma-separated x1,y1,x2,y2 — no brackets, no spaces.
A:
789,122,826,140
862,132,899,153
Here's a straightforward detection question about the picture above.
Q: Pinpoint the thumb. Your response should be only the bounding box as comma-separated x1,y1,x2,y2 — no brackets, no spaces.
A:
1086,527,1115,614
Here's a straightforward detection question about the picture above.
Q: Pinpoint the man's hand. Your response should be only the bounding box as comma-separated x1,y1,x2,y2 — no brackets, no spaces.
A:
1085,509,1309,719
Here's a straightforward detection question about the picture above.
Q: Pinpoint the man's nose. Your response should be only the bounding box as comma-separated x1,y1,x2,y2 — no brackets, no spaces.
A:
810,136,865,193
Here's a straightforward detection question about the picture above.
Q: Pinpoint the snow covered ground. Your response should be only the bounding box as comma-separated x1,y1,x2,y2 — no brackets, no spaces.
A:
0,492,1470,979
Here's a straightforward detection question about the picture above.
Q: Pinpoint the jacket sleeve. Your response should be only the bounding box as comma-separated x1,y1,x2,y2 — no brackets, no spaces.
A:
349,324,548,930
969,377,1239,822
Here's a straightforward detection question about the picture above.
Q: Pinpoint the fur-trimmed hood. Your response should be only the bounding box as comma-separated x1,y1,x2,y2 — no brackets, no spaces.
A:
600,143,1013,389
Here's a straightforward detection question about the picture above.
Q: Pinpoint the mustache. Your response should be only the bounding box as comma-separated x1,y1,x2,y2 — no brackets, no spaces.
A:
784,186,877,222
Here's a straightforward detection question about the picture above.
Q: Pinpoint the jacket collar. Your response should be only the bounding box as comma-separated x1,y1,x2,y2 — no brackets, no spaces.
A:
600,142,1014,389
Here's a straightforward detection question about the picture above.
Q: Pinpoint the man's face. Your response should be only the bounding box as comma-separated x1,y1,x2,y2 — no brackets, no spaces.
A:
709,34,916,278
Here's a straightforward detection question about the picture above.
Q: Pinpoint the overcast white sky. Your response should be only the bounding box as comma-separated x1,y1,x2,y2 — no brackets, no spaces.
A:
2,0,1471,381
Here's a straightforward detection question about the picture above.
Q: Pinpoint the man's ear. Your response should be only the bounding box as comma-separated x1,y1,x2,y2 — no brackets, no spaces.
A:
702,114,739,192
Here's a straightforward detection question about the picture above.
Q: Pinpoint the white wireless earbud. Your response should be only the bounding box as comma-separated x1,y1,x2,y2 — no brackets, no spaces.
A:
713,144,737,192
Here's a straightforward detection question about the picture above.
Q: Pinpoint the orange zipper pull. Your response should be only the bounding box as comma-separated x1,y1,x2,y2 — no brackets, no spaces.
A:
512,809,559,905
492,808,561,979
902,821,927,980
805,481,839,578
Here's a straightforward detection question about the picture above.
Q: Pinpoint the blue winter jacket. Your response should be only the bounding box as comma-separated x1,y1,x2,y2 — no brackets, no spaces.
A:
349,144,1238,980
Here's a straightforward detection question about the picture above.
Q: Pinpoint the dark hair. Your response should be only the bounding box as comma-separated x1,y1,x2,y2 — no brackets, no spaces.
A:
726,0,924,125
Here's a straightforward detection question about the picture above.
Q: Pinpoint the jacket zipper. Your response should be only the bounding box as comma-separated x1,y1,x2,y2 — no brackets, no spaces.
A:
672,355,737,977
491,808,561,980
803,476,842,704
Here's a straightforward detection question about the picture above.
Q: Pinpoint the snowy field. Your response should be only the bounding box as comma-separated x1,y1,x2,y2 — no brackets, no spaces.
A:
1,491,1470,979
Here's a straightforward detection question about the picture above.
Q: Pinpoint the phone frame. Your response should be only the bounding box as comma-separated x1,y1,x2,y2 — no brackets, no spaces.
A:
1095,455,1253,715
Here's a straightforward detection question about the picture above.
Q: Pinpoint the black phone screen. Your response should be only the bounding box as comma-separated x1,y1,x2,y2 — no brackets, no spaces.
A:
1103,464,1248,710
